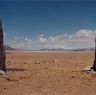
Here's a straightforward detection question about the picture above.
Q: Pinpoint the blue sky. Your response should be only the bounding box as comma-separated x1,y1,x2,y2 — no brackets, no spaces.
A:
0,0,96,50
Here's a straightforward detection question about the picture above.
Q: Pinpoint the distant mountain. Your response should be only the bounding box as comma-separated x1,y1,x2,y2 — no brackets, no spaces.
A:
4,46,95,51
39,48,94,51
39,48,66,51
4,45,16,50
70,48,94,51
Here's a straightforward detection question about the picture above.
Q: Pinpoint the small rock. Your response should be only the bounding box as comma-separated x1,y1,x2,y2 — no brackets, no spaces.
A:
43,61,47,63
71,75,75,78
83,65,92,71
34,61,40,64
52,59,58,63
7,61,11,64
44,67,48,69
0,70,6,75
3,87,7,90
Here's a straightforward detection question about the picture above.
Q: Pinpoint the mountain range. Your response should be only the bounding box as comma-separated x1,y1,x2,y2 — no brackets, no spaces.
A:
39,48,94,51
4,45,95,51
4,45,16,50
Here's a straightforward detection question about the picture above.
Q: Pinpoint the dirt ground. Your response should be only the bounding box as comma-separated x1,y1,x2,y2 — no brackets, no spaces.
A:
0,51,96,95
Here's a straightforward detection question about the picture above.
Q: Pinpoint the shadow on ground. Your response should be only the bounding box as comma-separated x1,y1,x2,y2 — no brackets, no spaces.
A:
6,68,25,72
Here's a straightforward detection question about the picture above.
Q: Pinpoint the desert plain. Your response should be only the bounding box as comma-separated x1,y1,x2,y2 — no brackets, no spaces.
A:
0,51,96,95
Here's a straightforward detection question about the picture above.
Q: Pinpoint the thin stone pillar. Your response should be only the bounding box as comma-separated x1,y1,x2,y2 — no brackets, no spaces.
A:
0,19,6,72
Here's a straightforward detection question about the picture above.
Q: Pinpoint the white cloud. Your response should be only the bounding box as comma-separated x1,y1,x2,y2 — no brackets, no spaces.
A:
6,29,96,50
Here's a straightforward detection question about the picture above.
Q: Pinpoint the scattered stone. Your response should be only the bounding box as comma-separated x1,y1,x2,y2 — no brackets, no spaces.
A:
83,65,93,72
0,70,6,75
3,87,7,90
72,70,78,73
44,67,48,69
43,61,47,63
23,62,27,64
71,75,76,78
51,59,58,63
0,70,11,81
81,65,96,74
34,61,40,64
6,61,11,64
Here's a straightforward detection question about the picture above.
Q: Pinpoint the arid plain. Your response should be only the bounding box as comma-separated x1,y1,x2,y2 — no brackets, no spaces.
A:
0,51,96,95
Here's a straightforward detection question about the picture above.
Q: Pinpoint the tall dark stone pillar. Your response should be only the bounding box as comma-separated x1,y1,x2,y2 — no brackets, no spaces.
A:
0,19,6,72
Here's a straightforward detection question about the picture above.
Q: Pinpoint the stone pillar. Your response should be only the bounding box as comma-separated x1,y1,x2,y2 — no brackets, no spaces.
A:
0,19,6,72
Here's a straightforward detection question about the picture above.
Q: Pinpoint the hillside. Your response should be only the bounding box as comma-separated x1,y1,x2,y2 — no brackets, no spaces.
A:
4,45,16,50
